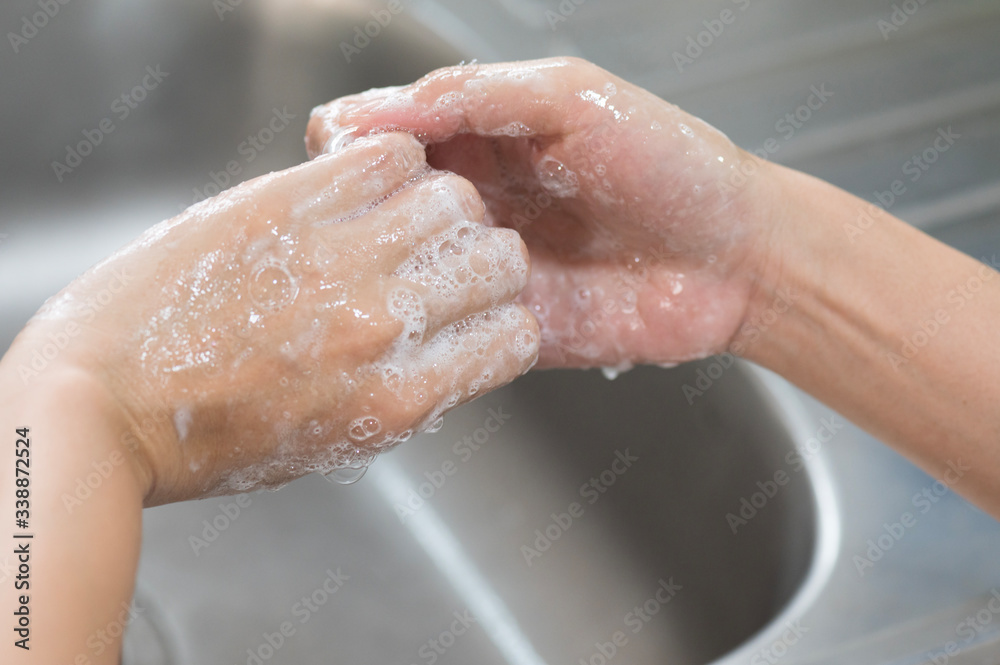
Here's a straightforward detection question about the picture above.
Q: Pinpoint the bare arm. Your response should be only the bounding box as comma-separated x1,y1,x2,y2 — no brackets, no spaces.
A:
0,366,143,664
744,163,1000,513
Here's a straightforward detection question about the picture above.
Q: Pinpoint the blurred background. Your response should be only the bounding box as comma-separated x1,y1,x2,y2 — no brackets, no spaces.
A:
2,0,999,337
2,1,1000,664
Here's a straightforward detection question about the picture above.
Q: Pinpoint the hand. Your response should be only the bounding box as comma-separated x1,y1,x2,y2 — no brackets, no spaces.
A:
307,57,781,369
14,132,538,504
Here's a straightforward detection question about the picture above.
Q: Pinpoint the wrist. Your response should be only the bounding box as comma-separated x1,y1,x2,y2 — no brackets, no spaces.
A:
1,342,155,505
728,160,832,367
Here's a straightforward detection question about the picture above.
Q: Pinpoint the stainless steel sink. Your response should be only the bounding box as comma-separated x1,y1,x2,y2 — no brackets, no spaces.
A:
4,1,1000,664
0,2,836,664
131,361,835,665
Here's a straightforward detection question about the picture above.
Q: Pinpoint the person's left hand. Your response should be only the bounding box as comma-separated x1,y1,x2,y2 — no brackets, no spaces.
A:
7,132,538,505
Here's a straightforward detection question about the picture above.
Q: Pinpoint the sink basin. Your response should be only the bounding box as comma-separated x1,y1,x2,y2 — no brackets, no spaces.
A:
0,2,837,664
134,361,832,665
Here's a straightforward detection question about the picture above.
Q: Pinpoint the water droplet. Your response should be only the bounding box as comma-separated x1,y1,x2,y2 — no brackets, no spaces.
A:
324,125,359,153
249,260,299,312
601,362,634,380
535,156,579,198
323,465,368,485
383,367,404,392
426,417,444,433
348,416,382,441
678,123,695,138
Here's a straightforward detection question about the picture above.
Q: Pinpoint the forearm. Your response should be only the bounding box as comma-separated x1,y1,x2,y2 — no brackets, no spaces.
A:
744,162,1000,513
0,350,145,664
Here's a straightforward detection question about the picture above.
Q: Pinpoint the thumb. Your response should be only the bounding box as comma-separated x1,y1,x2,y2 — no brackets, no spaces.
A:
307,58,588,157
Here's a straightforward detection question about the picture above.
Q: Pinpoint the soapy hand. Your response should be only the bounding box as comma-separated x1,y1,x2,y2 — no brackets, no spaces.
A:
308,57,781,369
16,132,538,504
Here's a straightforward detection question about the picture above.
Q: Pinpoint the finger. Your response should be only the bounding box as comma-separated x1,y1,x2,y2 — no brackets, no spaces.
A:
375,302,539,436
307,58,593,156
273,131,428,224
389,223,531,336
305,85,406,157
334,172,487,271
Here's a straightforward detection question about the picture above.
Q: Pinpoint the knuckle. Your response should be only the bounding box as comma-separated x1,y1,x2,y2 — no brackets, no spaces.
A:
509,229,531,275
423,63,469,85
518,304,541,342
341,132,420,176
438,174,485,220
488,227,530,289
305,114,329,157
381,131,427,173
557,55,591,71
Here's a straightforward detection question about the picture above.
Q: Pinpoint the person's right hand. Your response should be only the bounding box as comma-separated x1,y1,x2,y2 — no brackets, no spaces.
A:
307,57,783,369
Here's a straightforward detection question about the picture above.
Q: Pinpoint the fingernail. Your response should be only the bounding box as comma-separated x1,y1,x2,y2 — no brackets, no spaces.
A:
324,125,360,154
